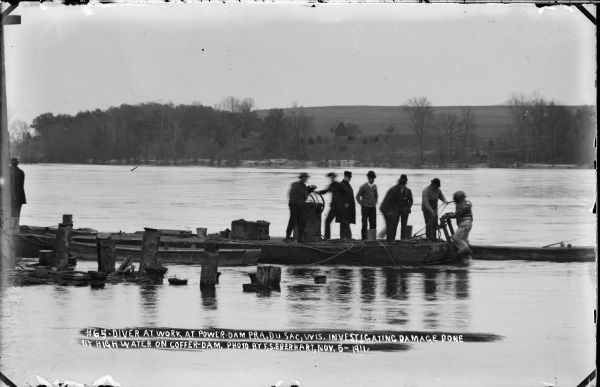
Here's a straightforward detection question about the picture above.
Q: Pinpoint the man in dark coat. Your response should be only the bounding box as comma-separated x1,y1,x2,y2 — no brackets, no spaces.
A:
421,177,448,241
380,174,413,242
318,171,355,239
9,157,26,231
285,172,310,242
338,171,356,238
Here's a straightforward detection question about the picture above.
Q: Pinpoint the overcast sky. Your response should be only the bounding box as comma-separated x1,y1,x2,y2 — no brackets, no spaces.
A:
3,2,596,124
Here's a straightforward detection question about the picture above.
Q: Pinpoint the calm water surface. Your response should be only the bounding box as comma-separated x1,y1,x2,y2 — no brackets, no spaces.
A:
1,165,596,386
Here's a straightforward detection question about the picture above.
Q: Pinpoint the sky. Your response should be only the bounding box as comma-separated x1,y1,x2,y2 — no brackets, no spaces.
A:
3,2,597,124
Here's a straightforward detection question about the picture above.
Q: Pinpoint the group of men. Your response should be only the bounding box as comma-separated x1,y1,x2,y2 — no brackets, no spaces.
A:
286,171,473,255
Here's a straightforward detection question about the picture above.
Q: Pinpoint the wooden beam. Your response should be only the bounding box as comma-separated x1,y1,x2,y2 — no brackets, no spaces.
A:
1,4,18,20
1,15,20,25
575,4,596,25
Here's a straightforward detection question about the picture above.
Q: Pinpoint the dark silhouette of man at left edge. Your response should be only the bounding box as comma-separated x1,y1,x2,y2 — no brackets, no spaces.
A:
285,172,314,242
10,157,26,231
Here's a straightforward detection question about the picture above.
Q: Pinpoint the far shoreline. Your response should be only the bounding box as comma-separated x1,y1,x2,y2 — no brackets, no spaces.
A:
17,159,591,170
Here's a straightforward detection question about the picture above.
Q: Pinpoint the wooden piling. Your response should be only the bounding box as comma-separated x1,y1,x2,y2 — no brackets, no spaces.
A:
62,214,73,226
256,265,281,289
54,223,72,270
96,234,116,274
139,228,160,276
196,227,207,243
200,242,219,289
38,250,54,266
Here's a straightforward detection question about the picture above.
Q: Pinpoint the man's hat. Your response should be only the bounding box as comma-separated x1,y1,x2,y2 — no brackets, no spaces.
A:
367,170,376,178
344,171,352,178
399,174,408,183
326,172,337,178
299,172,310,179
431,178,441,187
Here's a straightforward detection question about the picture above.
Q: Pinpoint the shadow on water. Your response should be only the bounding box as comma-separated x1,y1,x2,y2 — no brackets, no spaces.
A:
200,287,218,310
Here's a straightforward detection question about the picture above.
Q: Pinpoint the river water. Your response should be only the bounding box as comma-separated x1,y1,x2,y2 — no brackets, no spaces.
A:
0,165,596,387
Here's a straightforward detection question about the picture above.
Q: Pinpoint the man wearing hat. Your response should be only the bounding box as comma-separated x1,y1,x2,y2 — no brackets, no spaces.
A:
421,177,448,241
285,172,311,242
318,171,355,239
380,174,413,242
355,171,378,240
9,157,26,231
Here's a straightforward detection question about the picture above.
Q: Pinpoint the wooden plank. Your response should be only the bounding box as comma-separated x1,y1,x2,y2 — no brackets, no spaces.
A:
2,15,21,25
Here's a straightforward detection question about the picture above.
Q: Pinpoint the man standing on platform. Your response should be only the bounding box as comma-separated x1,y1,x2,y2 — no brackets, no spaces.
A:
339,171,356,239
9,158,26,232
397,174,413,240
356,170,378,240
421,177,448,241
319,171,355,239
285,172,310,242
380,174,413,242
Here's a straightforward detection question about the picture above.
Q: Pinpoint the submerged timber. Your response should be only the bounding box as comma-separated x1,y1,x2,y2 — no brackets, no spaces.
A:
14,225,595,265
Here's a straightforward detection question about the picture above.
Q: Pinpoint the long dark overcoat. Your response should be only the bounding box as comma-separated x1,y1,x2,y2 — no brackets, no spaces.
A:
10,166,26,209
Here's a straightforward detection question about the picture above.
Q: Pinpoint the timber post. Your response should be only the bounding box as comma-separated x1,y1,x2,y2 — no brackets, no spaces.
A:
38,250,54,266
200,242,219,289
96,234,116,274
54,222,72,270
62,214,73,226
256,265,281,289
196,227,207,243
138,228,160,277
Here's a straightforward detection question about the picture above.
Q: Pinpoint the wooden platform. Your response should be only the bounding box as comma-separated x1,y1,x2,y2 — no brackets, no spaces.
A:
14,226,596,265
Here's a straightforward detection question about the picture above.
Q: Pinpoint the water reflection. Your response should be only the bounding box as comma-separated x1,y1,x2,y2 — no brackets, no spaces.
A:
139,285,158,326
359,268,377,302
382,268,409,301
200,287,218,310
286,284,322,302
282,266,472,329
423,270,438,301
455,270,470,299
327,268,354,304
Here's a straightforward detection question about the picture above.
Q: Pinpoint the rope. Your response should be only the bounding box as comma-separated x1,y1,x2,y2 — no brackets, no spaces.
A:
542,237,588,248
377,241,398,266
302,240,367,265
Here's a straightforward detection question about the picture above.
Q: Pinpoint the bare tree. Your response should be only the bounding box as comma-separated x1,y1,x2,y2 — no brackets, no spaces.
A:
508,93,530,162
9,120,30,144
433,113,459,165
459,107,477,161
404,97,433,165
287,104,314,161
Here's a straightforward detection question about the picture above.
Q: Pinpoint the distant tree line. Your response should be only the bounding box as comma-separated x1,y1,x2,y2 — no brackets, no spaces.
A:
10,98,315,164
8,94,595,167
402,94,595,166
507,93,595,165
